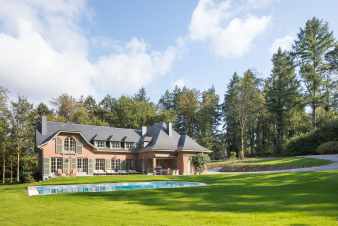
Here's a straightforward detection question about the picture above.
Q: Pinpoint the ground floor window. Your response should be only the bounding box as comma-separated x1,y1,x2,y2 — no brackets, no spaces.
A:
77,158,88,173
126,159,135,170
95,159,105,170
51,157,63,173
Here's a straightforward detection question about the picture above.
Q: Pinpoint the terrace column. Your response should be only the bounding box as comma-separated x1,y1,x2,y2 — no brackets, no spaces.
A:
153,158,156,174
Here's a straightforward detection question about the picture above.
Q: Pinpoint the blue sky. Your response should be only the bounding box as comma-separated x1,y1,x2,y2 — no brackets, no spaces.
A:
0,0,337,104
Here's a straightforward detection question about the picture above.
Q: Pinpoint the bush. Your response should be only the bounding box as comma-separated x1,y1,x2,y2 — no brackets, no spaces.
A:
191,153,210,174
285,119,338,155
316,141,338,154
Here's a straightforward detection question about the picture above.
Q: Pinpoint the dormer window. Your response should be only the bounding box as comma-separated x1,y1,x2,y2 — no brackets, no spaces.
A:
96,140,106,148
125,142,136,150
111,141,121,149
64,137,76,152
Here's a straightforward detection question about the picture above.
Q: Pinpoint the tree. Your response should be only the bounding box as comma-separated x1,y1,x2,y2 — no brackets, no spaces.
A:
223,73,241,156
266,48,301,153
51,94,77,121
325,44,338,73
293,17,336,128
176,88,200,137
83,96,98,116
133,87,149,102
237,70,263,159
11,97,34,182
35,103,51,117
191,153,210,174
197,87,222,154
0,87,10,184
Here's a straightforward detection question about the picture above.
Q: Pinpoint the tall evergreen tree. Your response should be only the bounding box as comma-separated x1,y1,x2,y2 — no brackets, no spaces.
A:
223,73,241,156
197,86,221,152
237,70,263,159
176,88,200,137
293,17,336,127
133,87,149,102
266,48,301,153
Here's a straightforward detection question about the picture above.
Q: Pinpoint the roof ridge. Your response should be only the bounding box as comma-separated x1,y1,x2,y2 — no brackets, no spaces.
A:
47,120,139,131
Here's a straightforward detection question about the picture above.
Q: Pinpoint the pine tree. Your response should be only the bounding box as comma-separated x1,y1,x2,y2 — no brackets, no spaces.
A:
237,70,263,159
293,17,336,128
197,86,221,153
223,73,241,156
266,48,301,153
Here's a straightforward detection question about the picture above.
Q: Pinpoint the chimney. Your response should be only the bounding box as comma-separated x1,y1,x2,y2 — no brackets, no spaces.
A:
168,122,173,136
141,126,147,136
41,115,47,136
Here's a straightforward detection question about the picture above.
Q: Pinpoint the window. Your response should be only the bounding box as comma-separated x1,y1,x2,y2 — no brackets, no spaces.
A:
110,141,121,149
111,159,116,170
51,157,56,173
77,158,88,173
64,137,76,152
83,159,88,172
51,157,63,173
96,140,106,148
125,142,135,150
116,159,121,170
77,158,82,170
126,159,135,170
95,159,105,170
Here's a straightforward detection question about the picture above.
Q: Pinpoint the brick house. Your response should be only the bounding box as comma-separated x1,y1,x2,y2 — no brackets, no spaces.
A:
36,116,211,179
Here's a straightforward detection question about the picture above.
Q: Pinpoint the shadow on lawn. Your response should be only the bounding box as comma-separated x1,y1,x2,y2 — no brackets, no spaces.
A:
67,172,338,218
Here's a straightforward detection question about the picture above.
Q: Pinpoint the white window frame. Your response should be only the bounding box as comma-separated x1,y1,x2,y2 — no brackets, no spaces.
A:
110,141,121,149
64,136,76,153
95,159,105,170
96,140,106,148
125,142,135,150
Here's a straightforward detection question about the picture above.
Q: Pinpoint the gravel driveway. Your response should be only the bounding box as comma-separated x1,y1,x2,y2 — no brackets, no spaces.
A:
207,154,338,174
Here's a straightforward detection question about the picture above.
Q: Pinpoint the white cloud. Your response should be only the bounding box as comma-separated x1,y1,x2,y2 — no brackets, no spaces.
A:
0,0,178,101
270,34,294,54
189,0,271,58
172,79,186,89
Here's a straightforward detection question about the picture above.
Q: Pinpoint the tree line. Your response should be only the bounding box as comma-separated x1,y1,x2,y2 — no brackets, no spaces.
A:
0,17,337,183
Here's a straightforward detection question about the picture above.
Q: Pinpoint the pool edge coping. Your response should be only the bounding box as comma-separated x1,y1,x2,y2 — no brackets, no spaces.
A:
27,181,207,197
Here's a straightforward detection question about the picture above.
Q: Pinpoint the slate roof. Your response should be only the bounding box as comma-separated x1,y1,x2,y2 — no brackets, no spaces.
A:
36,120,210,153
143,123,209,152
36,121,141,146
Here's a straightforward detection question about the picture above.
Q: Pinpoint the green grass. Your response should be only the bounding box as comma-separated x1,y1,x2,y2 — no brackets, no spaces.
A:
1,172,338,226
207,157,332,172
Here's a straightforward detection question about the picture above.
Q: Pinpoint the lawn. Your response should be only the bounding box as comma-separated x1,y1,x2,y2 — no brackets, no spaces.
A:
207,156,332,172
1,172,338,226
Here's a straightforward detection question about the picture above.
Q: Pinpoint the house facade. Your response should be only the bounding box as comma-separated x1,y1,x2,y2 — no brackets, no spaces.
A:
36,116,210,179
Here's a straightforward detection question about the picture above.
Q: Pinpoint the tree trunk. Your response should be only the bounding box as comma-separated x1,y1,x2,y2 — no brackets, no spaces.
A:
312,102,317,129
10,159,13,184
239,125,245,160
16,146,20,183
276,114,284,154
2,147,5,184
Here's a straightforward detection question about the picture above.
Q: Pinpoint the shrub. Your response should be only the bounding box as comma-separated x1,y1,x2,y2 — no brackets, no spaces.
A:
285,119,338,155
191,153,210,174
316,141,338,154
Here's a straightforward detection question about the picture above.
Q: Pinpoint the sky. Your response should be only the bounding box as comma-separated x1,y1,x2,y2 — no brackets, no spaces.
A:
0,0,337,104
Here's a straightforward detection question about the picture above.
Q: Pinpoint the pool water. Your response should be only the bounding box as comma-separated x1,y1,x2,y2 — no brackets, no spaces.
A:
27,181,206,196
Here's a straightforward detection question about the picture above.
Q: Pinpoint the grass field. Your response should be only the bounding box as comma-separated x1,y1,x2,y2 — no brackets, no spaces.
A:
1,171,338,226
207,157,332,172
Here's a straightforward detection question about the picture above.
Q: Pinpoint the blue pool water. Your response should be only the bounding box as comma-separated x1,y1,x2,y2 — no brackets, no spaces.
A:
28,181,206,196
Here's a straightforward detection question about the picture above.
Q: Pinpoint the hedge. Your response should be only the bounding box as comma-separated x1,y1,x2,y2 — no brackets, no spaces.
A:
285,119,338,155
317,141,338,154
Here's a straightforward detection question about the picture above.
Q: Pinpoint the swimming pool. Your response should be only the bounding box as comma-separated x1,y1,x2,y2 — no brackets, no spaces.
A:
27,181,206,196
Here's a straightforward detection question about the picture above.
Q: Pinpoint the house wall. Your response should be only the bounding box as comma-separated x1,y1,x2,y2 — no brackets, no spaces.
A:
177,152,195,175
40,132,201,179
40,133,135,179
